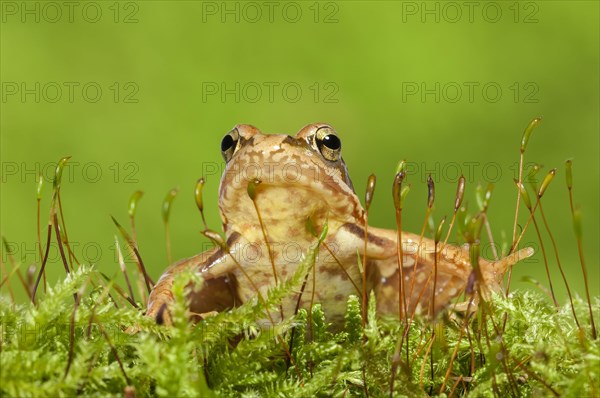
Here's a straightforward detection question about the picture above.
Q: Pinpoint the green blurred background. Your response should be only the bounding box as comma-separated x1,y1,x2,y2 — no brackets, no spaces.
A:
1,1,598,302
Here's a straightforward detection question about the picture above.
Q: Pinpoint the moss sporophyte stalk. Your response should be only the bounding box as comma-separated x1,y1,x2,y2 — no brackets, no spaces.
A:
1,120,598,397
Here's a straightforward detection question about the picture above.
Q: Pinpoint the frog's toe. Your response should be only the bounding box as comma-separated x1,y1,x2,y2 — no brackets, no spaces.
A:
145,297,173,326
452,298,478,313
191,310,220,321
124,325,141,335
155,302,172,326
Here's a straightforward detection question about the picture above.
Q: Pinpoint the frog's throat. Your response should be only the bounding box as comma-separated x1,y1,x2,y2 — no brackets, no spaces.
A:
219,183,364,239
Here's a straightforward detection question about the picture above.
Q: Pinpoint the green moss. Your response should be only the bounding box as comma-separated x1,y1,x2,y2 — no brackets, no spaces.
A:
1,262,598,397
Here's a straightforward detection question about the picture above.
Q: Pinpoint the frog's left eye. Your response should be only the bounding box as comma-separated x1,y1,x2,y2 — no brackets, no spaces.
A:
221,128,240,162
315,127,341,162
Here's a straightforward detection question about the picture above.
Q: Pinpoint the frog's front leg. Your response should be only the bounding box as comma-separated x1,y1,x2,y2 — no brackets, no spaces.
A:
146,245,240,325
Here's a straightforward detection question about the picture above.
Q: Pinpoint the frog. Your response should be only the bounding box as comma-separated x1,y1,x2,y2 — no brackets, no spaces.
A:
146,123,533,326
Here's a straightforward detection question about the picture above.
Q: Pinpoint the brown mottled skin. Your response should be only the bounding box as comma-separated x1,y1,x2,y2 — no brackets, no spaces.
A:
146,124,533,325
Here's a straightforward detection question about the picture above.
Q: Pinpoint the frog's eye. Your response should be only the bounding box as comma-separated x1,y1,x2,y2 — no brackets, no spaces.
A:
315,127,341,162
221,128,240,162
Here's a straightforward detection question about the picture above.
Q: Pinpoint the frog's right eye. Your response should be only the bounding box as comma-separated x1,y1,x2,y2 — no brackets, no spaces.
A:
221,128,240,162
314,126,342,162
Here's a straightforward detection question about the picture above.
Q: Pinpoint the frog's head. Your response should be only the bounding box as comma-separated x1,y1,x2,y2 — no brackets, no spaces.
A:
217,123,365,242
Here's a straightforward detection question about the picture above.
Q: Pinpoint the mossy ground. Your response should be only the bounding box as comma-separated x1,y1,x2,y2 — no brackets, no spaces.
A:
1,261,598,397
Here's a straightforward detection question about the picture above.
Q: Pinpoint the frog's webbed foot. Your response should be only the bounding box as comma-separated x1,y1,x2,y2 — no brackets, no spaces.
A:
146,246,240,325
